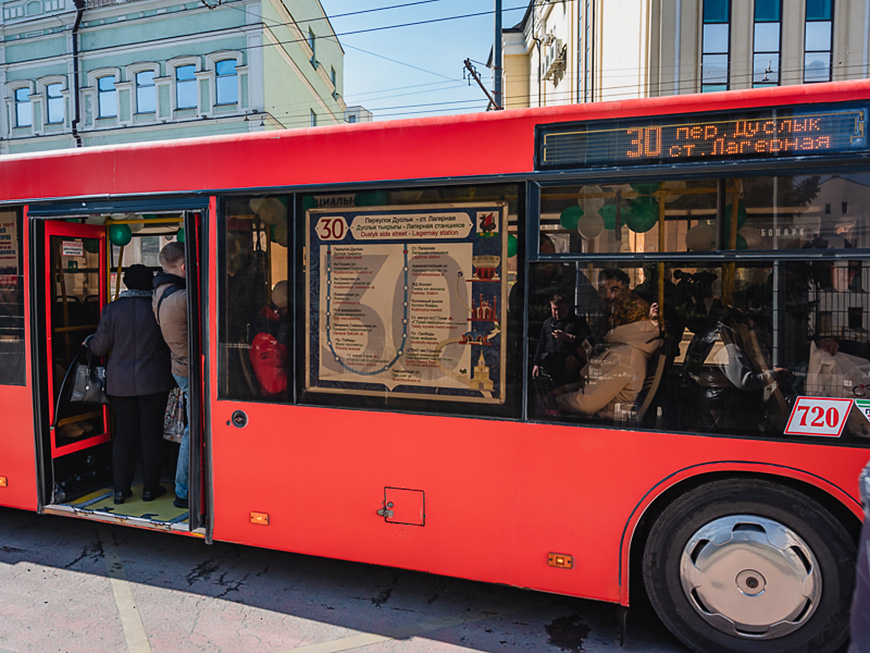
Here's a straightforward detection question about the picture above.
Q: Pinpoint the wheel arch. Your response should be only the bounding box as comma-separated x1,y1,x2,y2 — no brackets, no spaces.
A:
619,462,863,607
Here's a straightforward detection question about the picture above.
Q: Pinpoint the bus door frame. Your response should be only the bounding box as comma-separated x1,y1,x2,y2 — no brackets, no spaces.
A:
27,199,209,529
40,219,110,456
183,207,207,533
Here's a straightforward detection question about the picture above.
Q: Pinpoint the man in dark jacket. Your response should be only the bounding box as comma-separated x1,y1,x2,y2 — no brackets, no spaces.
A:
87,264,174,504
532,293,591,388
152,242,189,509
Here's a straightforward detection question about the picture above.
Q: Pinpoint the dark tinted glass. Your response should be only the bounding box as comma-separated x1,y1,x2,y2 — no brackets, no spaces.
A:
0,210,24,385
704,0,730,23
528,259,870,444
754,0,780,21
806,0,832,20
218,196,290,402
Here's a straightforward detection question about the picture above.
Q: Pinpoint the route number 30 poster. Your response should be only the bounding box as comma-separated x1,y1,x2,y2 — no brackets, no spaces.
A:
305,203,507,404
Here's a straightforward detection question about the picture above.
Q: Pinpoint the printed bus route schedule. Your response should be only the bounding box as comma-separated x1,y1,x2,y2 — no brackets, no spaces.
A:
537,105,867,169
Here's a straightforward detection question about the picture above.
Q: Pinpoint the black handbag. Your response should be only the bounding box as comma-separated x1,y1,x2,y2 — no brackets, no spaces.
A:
68,348,110,405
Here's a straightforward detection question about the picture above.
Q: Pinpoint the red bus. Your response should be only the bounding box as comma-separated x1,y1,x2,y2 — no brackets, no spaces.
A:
1,80,869,653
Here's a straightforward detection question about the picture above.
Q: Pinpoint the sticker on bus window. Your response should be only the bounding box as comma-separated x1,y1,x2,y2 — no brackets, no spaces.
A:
305,202,508,404
784,397,852,437
61,240,84,257
855,399,870,424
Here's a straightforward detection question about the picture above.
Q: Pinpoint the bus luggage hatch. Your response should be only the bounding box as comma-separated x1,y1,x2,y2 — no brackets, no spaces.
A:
379,487,425,526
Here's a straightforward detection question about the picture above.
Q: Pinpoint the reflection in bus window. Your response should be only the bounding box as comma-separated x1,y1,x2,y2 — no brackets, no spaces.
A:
541,174,870,254
0,209,24,385
530,258,870,443
533,264,661,422
532,172,870,442
219,196,290,401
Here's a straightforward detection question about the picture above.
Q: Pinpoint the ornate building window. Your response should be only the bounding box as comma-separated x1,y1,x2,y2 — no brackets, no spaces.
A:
702,0,730,92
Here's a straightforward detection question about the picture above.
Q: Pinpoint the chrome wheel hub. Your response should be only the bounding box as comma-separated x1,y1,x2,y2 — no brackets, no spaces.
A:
679,514,820,639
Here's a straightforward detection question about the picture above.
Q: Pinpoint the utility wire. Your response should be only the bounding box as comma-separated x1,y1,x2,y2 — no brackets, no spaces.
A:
341,42,461,82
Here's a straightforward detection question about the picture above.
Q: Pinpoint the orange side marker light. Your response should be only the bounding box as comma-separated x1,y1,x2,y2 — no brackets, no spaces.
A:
548,553,573,569
250,511,269,525
0,476,7,487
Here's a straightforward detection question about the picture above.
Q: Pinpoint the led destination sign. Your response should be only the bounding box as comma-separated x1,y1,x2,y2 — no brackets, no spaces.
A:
537,105,867,170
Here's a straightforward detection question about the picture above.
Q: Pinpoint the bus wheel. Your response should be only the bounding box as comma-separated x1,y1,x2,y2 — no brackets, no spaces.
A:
642,479,855,653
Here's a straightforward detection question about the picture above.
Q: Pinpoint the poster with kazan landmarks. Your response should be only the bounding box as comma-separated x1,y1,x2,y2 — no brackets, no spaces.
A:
306,203,507,403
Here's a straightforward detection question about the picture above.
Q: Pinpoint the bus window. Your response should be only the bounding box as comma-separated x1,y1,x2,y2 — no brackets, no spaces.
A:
219,195,290,401
299,183,522,418
542,174,870,255
541,181,715,254
0,209,24,385
529,262,662,426
530,257,870,443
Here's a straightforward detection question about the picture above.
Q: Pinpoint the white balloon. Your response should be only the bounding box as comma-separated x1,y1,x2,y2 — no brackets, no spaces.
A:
578,185,605,214
252,197,286,225
577,211,604,239
661,180,687,202
272,221,289,247
685,223,717,251
85,215,105,225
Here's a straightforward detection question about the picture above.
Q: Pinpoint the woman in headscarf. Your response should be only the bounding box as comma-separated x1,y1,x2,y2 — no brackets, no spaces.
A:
86,264,175,504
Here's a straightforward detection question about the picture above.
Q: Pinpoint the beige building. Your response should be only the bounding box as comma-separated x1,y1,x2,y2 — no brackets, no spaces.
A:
503,0,869,108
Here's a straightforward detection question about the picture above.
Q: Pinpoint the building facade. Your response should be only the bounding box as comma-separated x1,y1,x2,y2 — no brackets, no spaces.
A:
503,0,869,108
1,0,345,153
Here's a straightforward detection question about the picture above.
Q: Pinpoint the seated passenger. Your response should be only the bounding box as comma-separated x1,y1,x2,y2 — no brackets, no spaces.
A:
552,288,660,420
249,280,289,396
685,307,789,432
532,294,591,388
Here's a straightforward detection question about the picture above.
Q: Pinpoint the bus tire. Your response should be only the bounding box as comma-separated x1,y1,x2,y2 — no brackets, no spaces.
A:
642,478,855,653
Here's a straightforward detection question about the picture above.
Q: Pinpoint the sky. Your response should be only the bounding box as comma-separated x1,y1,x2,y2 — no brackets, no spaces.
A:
316,0,529,121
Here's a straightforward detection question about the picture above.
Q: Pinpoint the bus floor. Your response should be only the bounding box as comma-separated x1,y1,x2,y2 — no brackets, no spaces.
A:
44,481,191,533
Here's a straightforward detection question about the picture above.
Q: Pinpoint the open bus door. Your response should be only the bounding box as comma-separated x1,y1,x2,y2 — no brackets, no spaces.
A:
39,220,111,503
31,209,206,536
181,208,205,532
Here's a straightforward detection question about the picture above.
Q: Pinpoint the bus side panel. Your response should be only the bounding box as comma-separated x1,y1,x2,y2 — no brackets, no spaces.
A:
209,404,868,603
0,383,39,510
3,81,870,203
0,216,37,512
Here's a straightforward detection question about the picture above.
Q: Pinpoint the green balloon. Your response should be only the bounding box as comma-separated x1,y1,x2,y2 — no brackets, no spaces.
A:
630,182,661,196
600,204,617,230
302,196,317,211
507,234,518,258
735,234,748,250
176,228,185,243
108,224,132,246
559,205,584,231
355,191,388,207
625,197,659,233
724,203,747,232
